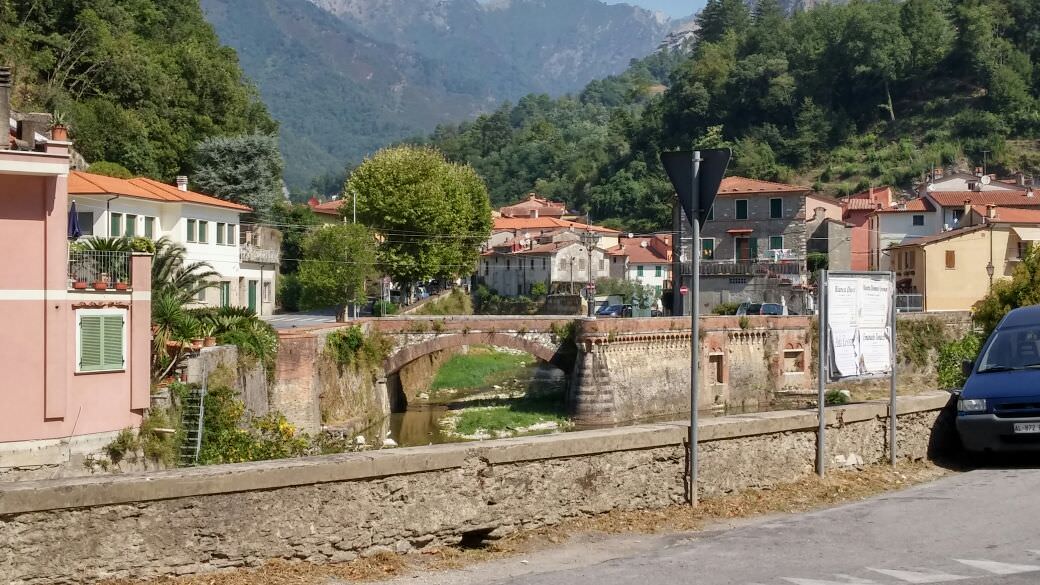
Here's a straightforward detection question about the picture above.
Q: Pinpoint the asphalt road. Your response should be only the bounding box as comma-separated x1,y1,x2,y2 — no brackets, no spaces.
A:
384,468,1040,585
262,309,337,329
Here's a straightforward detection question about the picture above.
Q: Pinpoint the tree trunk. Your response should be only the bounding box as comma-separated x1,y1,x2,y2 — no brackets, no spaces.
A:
885,81,896,122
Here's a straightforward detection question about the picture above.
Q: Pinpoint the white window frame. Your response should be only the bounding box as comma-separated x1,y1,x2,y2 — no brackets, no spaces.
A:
75,308,127,374
262,281,273,303
769,235,784,250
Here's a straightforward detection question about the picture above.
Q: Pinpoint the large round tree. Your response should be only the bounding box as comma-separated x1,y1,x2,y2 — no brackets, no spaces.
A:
346,146,493,288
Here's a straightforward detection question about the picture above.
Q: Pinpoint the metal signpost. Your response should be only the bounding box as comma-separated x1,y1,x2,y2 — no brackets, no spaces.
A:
816,270,898,476
661,148,730,506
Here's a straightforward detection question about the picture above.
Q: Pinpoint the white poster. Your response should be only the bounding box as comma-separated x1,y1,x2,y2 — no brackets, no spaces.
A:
826,275,894,380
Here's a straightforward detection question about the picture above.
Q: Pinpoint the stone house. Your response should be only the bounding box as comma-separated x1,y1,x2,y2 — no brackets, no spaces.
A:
842,187,893,271
478,237,610,296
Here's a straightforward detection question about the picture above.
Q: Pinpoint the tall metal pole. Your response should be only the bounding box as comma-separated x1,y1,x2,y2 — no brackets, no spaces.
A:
889,272,898,466
816,270,828,477
689,151,702,506
672,201,683,316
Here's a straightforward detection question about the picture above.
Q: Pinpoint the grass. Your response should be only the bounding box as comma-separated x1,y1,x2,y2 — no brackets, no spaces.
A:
417,289,473,316
453,394,569,436
431,347,531,391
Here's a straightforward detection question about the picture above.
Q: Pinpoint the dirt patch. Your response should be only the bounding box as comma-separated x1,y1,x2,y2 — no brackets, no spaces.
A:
103,462,950,585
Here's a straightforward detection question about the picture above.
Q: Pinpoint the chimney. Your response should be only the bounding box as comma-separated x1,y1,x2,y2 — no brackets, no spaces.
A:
0,66,10,151
963,199,971,223
176,175,189,192
987,204,997,220
975,167,984,177
529,209,538,218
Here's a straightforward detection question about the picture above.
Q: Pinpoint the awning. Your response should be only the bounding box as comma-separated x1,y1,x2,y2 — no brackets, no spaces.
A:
1012,226,1040,241
726,228,754,235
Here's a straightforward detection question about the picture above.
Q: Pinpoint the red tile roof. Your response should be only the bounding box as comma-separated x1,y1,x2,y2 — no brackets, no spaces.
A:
607,237,671,264
69,171,252,212
493,217,620,234
717,176,810,196
844,198,883,211
977,206,1040,223
499,194,567,218
875,199,936,213
927,191,1040,207
309,199,345,216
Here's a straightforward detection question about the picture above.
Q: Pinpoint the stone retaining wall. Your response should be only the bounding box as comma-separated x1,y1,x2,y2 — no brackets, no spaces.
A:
0,393,954,585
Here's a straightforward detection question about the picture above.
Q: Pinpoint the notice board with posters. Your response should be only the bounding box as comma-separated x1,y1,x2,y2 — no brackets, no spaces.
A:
825,273,895,381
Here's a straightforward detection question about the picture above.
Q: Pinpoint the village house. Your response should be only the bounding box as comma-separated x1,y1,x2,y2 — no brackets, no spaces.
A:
497,193,571,219
889,203,1040,311
842,187,893,271
69,171,280,316
607,234,672,299
0,86,152,469
697,176,846,313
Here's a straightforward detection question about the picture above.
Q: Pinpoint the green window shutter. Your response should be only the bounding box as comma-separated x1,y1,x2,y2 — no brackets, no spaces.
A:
770,198,783,219
217,223,225,245
101,315,125,370
109,213,122,238
125,215,137,237
144,217,154,239
79,316,103,372
199,221,208,243
749,237,759,258
187,219,196,242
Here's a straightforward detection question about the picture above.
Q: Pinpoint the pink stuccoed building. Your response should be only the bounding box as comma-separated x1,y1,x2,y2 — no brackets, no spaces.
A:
0,77,152,473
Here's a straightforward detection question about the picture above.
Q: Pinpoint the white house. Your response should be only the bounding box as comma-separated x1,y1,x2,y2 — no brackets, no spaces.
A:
607,234,672,299
69,171,279,316
478,238,611,296
867,198,940,270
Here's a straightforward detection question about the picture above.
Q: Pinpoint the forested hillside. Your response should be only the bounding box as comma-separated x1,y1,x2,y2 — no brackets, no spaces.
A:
428,0,1040,232
201,0,676,189
0,0,275,180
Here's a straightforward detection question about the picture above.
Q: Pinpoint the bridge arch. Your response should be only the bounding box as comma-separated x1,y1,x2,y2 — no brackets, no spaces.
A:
382,332,563,377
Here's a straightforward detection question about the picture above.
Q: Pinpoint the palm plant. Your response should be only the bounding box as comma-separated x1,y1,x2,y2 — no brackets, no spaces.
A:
151,291,194,382
152,237,219,304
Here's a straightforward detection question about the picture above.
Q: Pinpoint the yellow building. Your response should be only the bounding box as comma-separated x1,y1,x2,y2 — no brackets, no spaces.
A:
890,205,1040,311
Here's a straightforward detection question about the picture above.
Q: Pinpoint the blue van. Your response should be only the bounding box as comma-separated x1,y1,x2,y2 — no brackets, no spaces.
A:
957,305,1040,452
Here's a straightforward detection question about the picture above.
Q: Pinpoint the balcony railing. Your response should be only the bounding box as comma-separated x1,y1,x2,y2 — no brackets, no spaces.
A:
896,294,924,313
68,250,132,291
240,244,280,265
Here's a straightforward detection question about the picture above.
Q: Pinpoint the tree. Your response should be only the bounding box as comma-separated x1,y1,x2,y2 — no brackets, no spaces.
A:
696,0,750,45
297,224,378,319
269,201,320,275
348,146,493,287
974,245,1040,337
900,0,956,72
842,0,911,121
151,237,219,306
192,134,285,220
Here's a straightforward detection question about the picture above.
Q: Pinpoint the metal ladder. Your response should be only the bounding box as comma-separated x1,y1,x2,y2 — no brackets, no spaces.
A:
179,377,207,466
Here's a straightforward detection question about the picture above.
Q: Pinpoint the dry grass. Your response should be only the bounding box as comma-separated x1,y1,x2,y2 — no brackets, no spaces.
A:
103,462,949,585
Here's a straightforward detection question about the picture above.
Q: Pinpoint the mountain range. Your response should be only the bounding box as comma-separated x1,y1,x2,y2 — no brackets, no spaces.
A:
200,0,681,188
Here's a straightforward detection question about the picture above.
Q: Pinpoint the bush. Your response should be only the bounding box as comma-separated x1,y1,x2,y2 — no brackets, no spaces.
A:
325,326,392,369
937,333,983,389
197,385,310,465
417,288,472,315
530,281,548,298
372,300,398,316
712,302,740,315
279,273,302,312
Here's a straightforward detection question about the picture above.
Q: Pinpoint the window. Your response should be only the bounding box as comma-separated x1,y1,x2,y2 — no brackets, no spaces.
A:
124,214,137,237
506,259,511,270
217,223,226,245
736,199,749,220
945,250,956,269
770,198,783,219
109,213,123,238
542,258,547,270
637,265,645,277
578,259,586,270
198,221,209,244
952,209,964,225
195,288,206,303
559,259,567,271
530,259,535,269
769,236,784,250
912,215,925,226
77,211,94,236
220,282,231,308
227,224,236,245
1019,241,1034,259
143,217,155,239
599,259,606,271
702,238,715,260
186,219,197,243
262,281,272,303
77,310,125,373
655,265,663,278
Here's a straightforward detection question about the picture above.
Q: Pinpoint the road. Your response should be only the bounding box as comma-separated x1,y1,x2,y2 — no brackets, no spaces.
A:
384,468,1040,585
262,309,337,329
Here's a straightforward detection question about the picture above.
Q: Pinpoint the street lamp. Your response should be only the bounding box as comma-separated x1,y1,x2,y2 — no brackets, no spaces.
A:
986,261,995,290
581,230,602,317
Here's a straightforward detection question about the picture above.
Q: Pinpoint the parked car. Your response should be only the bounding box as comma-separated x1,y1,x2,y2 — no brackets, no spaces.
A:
736,301,788,316
759,303,785,316
957,305,1040,452
597,304,626,318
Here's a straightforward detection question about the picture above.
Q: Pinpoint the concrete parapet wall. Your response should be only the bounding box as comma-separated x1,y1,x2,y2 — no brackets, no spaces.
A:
0,393,954,584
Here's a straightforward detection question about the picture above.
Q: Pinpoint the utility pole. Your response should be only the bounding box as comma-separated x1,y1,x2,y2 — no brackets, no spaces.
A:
672,202,683,317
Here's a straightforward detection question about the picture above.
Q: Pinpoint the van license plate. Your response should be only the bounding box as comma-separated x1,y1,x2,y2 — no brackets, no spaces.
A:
1013,423,1040,434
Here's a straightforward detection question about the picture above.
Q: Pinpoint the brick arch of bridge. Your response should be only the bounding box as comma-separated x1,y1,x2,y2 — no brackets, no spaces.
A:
382,332,564,377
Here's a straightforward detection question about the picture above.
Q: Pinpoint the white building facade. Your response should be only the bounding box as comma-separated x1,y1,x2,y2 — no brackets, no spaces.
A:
69,172,278,316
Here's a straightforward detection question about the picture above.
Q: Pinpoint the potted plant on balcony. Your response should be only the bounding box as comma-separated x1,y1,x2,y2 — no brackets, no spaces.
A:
51,110,69,141
73,277,88,290
93,273,109,291
115,278,129,291
202,323,218,348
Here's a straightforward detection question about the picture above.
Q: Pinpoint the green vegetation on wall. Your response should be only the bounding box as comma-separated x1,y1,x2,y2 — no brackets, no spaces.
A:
324,326,392,371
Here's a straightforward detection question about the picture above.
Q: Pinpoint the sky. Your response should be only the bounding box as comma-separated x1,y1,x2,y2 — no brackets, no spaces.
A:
607,0,701,18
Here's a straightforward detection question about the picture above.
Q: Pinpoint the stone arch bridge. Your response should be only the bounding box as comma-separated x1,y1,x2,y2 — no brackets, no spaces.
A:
272,314,831,433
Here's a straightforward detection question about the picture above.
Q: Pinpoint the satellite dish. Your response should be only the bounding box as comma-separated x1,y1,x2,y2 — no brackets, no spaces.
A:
981,175,992,185
926,184,935,193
